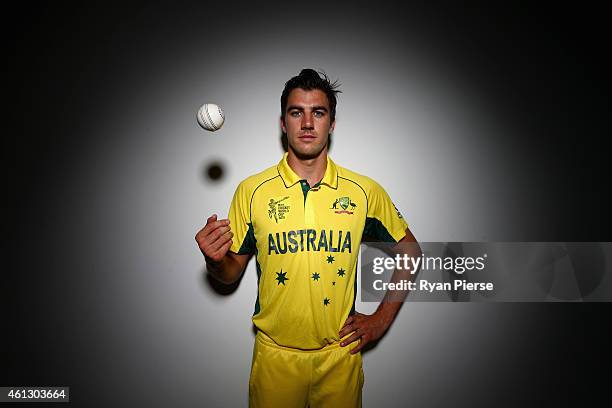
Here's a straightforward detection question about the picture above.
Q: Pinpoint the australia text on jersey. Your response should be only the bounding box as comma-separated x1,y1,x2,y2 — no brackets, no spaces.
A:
268,229,352,255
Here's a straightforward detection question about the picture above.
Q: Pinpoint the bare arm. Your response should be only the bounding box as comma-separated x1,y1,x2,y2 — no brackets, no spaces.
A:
339,227,422,353
195,214,252,284
373,227,421,322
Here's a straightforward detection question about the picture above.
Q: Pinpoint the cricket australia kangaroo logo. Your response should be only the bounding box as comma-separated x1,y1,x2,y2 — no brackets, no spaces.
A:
331,196,357,215
268,196,291,223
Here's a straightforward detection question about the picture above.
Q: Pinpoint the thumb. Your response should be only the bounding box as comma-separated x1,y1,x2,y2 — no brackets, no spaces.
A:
207,214,218,224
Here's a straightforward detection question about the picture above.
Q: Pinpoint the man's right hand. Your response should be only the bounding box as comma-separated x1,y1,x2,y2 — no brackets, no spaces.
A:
195,214,234,263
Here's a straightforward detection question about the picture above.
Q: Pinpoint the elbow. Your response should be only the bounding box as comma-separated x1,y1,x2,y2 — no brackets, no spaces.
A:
208,269,241,285
219,275,241,285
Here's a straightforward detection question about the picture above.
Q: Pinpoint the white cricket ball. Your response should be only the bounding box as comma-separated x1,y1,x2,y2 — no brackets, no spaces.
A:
196,103,225,131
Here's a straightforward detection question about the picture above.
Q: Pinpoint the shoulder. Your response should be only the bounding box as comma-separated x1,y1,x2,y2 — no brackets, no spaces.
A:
234,164,281,197
336,164,385,196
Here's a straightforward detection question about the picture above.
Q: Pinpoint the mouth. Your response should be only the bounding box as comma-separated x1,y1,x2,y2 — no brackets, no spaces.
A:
299,134,316,141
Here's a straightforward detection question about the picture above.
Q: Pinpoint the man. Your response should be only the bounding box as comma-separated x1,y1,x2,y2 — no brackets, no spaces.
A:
196,69,419,407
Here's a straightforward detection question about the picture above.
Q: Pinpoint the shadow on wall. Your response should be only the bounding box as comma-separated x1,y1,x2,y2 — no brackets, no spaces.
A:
200,160,227,184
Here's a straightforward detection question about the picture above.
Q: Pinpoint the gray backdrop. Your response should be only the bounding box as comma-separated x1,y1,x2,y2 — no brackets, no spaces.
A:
4,2,609,407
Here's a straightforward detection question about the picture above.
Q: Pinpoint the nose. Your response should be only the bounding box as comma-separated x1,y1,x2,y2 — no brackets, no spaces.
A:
301,112,314,129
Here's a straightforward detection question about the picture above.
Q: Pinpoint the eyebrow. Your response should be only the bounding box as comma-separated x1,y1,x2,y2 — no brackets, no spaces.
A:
287,105,329,112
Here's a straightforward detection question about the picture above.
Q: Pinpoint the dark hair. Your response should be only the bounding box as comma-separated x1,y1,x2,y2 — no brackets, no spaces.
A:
281,68,342,122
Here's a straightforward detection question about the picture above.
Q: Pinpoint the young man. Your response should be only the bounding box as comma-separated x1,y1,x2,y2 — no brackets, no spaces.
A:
196,69,418,407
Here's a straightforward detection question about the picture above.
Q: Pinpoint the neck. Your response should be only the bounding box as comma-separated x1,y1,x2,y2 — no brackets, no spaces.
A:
287,147,328,186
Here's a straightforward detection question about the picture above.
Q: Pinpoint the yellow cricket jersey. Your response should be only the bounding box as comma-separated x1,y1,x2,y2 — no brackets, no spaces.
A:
228,153,408,350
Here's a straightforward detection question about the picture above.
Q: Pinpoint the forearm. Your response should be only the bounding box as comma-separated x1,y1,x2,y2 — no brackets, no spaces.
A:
374,301,402,327
375,240,422,322
374,271,410,326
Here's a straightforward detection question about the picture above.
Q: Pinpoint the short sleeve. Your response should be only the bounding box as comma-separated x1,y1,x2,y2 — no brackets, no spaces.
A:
228,181,256,254
363,181,409,243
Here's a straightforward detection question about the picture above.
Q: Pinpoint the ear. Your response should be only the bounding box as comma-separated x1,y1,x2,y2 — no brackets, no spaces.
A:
280,116,287,133
330,120,335,134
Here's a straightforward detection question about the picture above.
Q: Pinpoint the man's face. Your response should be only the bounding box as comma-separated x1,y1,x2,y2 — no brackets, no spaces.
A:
281,88,335,160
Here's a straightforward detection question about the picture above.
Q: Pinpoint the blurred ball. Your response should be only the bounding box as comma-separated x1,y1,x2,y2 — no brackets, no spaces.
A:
197,103,225,131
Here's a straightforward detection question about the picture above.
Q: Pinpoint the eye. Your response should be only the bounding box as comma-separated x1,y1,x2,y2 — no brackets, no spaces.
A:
313,111,325,118
290,111,301,117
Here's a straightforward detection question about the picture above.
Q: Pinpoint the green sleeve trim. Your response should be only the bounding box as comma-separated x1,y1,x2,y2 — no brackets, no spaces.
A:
363,217,398,243
237,223,257,255
237,223,260,316
253,257,262,316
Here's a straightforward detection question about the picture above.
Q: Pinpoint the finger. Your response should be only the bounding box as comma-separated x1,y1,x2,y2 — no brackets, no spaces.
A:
340,331,362,347
197,222,226,244
207,214,218,224
338,324,354,338
212,239,233,259
350,337,367,354
341,315,354,329
207,241,232,263
202,218,230,238
207,226,231,244
195,225,207,241
209,219,231,234
209,231,234,252
343,313,364,330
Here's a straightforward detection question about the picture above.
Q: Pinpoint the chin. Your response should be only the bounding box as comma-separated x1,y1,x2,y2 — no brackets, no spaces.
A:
291,146,326,160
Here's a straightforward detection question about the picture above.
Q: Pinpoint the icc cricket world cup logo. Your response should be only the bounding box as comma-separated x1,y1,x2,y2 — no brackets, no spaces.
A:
268,196,291,223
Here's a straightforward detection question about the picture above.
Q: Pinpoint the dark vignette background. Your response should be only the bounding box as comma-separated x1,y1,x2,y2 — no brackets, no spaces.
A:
2,2,610,407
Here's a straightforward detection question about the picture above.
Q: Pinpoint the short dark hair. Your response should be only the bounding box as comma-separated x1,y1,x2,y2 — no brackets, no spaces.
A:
281,68,342,122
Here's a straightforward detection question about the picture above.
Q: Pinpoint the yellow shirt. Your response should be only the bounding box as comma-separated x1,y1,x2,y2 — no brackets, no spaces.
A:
228,153,408,350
